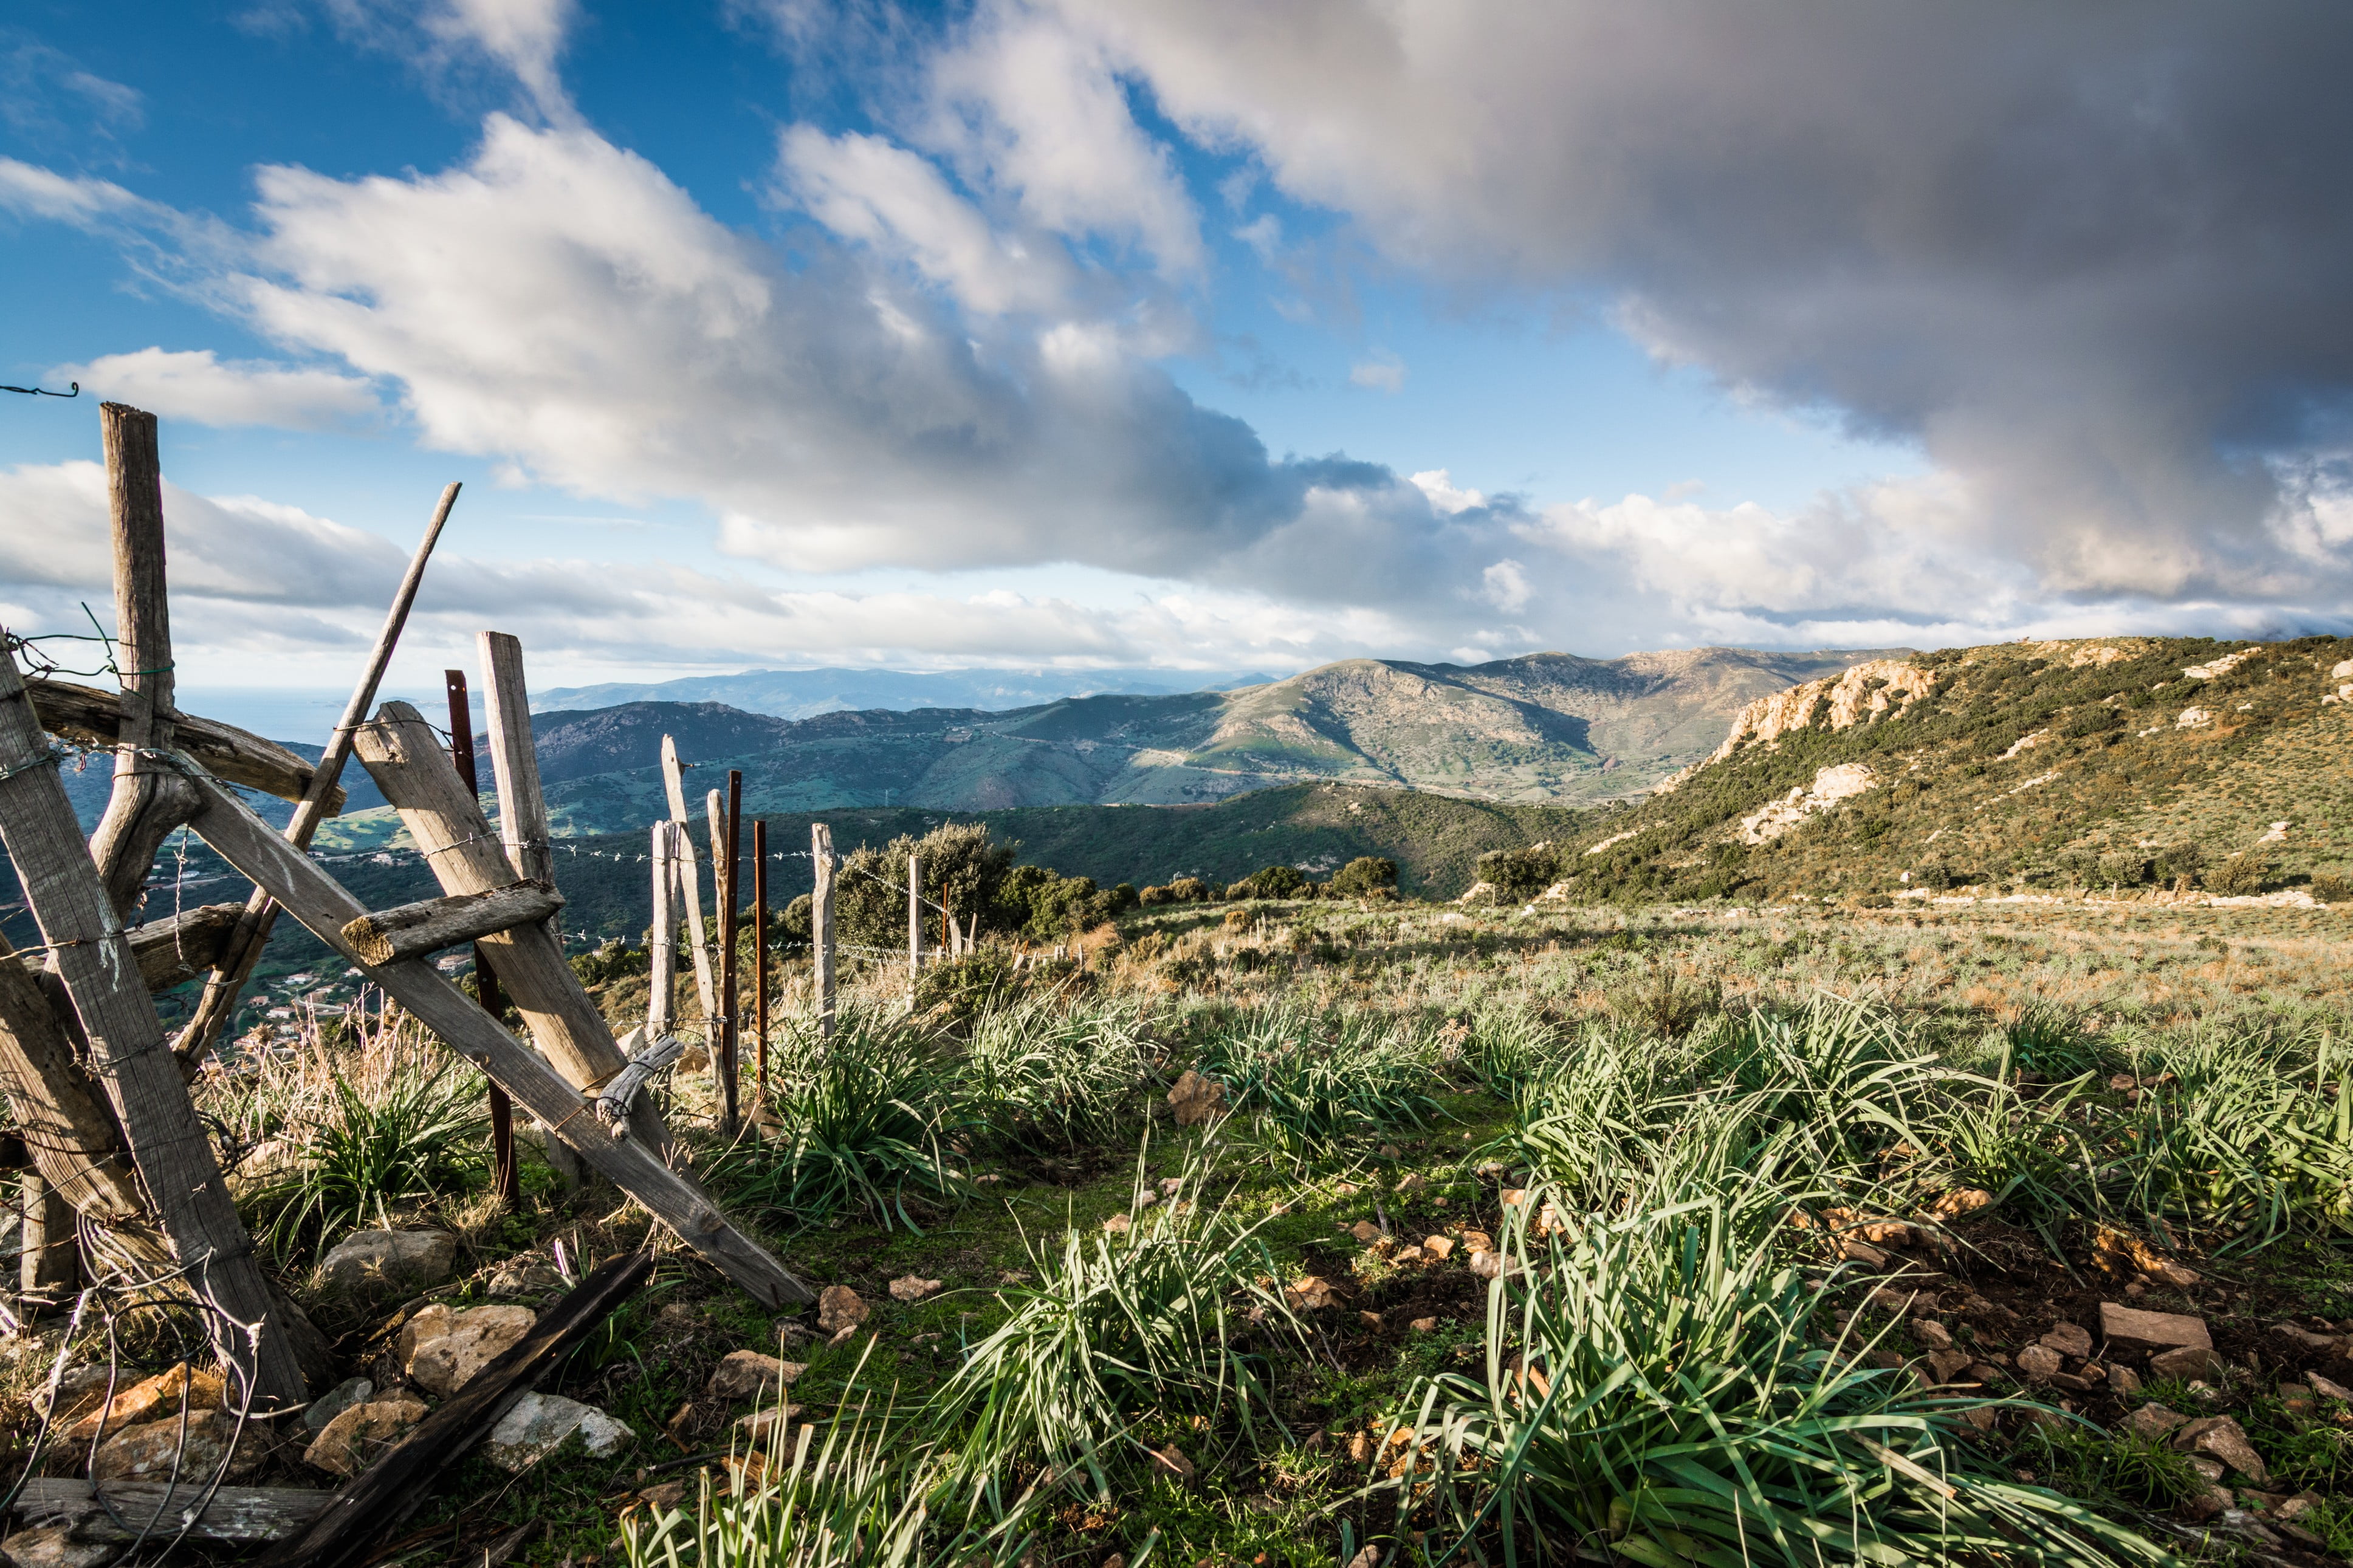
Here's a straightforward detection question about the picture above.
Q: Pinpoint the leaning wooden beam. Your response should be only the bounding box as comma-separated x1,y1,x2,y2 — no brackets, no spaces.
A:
262,1251,656,1568
338,881,564,967
0,934,143,1225
29,900,247,993
352,704,665,1150
174,482,459,1070
30,683,346,812
175,759,811,1307
86,404,201,921
14,1481,331,1543
0,641,310,1408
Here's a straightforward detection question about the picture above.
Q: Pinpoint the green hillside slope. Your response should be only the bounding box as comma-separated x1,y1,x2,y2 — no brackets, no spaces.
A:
1533,635,2353,906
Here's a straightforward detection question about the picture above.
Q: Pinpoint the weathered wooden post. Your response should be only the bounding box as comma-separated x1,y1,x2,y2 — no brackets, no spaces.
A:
752,817,769,1103
661,737,716,1035
18,1168,76,1303
648,821,676,1041
445,668,517,1208
716,770,743,1132
907,851,921,1009
811,822,836,1041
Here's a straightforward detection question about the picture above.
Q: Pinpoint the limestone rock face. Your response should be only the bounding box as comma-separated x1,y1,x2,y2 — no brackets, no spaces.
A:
481,1392,633,1473
305,1395,428,1477
407,1306,537,1397
315,1230,456,1296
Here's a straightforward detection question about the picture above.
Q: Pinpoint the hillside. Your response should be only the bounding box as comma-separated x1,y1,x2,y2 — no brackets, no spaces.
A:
309,645,1892,850
1529,635,2353,905
535,665,1271,718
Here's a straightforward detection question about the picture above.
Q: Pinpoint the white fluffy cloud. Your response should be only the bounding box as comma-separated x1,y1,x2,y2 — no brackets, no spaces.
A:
49,348,380,430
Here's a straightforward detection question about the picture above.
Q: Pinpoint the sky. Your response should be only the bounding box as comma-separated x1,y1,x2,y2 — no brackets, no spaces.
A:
3,0,2351,705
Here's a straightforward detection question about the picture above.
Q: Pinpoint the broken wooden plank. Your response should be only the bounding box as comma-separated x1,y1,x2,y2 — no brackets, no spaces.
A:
174,759,811,1308
27,900,247,993
476,632,554,897
14,1480,331,1542
261,1251,654,1568
174,482,458,1069
338,880,563,967
351,703,664,1150
0,932,144,1225
0,640,309,1408
28,682,346,812
86,403,202,921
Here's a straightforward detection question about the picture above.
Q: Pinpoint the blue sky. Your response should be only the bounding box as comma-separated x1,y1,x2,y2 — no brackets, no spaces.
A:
4,1,2348,702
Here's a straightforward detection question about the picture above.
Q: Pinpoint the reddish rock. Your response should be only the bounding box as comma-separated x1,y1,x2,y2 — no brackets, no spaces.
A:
2120,1403,2186,1440
305,1395,428,1477
707,1350,804,1401
2174,1416,2269,1484
2099,1303,2210,1355
2015,1344,2064,1382
1915,1320,1953,1350
2150,1344,2222,1379
817,1286,868,1335
2039,1322,2094,1359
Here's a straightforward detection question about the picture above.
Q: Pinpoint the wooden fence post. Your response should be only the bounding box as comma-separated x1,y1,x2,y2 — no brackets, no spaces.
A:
0,642,309,1407
18,1168,78,1303
717,771,742,1133
660,737,716,1033
907,851,921,1010
752,817,769,1106
86,404,200,920
811,823,835,1041
445,668,516,1208
176,482,457,1067
648,821,675,1042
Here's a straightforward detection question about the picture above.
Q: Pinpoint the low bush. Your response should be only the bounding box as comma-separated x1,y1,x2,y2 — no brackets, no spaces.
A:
1325,855,1398,897
2207,854,2269,896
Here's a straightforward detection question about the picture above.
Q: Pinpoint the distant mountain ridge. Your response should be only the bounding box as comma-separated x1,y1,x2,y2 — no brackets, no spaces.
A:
309,646,1904,849
534,665,1275,720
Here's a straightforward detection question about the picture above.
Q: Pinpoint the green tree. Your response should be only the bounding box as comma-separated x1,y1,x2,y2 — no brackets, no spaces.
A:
1327,855,1398,897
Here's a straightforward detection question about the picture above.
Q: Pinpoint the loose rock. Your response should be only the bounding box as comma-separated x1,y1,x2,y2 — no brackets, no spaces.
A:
1166,1071,1225,1126
888,1275,942,1302
1915,1320,1953,1350
1409,1317,1438,1333
1927,1349,1974,1384
0,1525,115,1568
486,1259,568,1299
2120,1403,2186,1440
33,1367,116,1427
2174,1416,2269,1484
1147,1445,1195,1483
1423,1236,1454,1260
314,1229,456,1295
2150,1344,2222,1379
817,1286,868,1335
408,1305,537,1397
66,1362,223,1441
2107,1365,2143,1396
2098,1303,2211,1355
2039,1322,2094,1360
1285,1276,1340,1310
707,1351,803,1402
306,1395,428,1477
482,1392,633,1473
1350,1221,1384,1244
2311,1372,2353,1400
304,1376,374,1433
91,1409,254,1482
2015,1344,2064,1382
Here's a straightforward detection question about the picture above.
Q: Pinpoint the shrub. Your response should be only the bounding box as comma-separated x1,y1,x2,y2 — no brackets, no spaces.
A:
836,824,1017,950
1326,855,1398,897
778,893,814,943
1475,841,1561,900
720,1008,967,1231
1229,864,1310,900
1167,875,1211,902
2152,843,2204,883
2207,855,2267,896
1915,858,1954,891
2316,870,2353,902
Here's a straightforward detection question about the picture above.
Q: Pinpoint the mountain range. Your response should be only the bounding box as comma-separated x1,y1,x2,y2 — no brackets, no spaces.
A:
307,646,1898,849
533,665,1274,720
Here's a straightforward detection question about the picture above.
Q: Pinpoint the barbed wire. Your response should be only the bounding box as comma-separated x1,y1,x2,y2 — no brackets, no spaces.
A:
1,378,78,398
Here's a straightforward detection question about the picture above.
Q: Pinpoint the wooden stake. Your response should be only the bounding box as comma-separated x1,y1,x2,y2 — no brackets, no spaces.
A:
177,482,458,1067
0,642,307,1408
660,736,717,1031
717,770,742,1133
907,851,921,1009
647,821,675,1042
445,668,517,1208
752,817,769,1101
174,762,809,1307
18,1167,78,1303
811,822,836,1041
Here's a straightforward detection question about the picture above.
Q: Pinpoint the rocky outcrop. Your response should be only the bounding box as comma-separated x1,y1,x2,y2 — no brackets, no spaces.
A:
1655,660,1937,791
1736,763,1878,844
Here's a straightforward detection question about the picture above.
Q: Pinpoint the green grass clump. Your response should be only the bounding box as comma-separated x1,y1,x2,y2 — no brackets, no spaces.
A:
722,1007,967,1231
962,998,1152,1157
1193,1006,1441,1151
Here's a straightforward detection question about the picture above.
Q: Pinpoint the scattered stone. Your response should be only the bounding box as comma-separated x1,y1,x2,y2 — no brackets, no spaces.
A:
65,1362,223,1440
1102,1214,1131,1234
2107,1365,2142,1396
1469,1250,1502,1281
1410,1317,1438,1333
2271,1321,2343,1357
1166,1072,1225,1126
2184,1454,2228,1483
637,1481,687,1512
306,1395,428,1477
1342,1546,1379,1568
1926,1188,1994,1219
1392,1245,1425,1266
1395,1173,1427,1192
2151,1345,2222,1380
1967,1363,2007,1385
1500,1188,1528,1209
1915,1320,1953,1350
33,1367,116,1426
486,1259,568,1299
0,1525,115,1568
2098,1303,2211,1355
734,1405,803,1445
2015,1344,2064,1382
408,1305,537,1397
1285,1276,1340,1310
1958,1405,1999,1431
1423,1235,1454,1260
2177,1484,2233,1522
2174,1416,2269,1484
2278,1493,2324,1524
1147,1445,1195,1483
396,1303,457,1366
1474,1162,1504,1180
1350,1221,1384,1244
91,1408,256,1482
1158,1177,1183,1197
1927,1349,1974,1384
1359,1311,1384,1332
1460,1229,1494,1253
314,1229,456,1295
304,1376,374,1433
826,1325,859,1349
817,1286,868,1335
1133,1190,1158,1211
482,1392,633,1473
707,1351,803,1402
2039,1322,2094,1359
655,1303,706,1333
2311,1371,2353,1400
1839,1239,1891,1267
888,1275,943,1303
2124,1279,2148,1299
